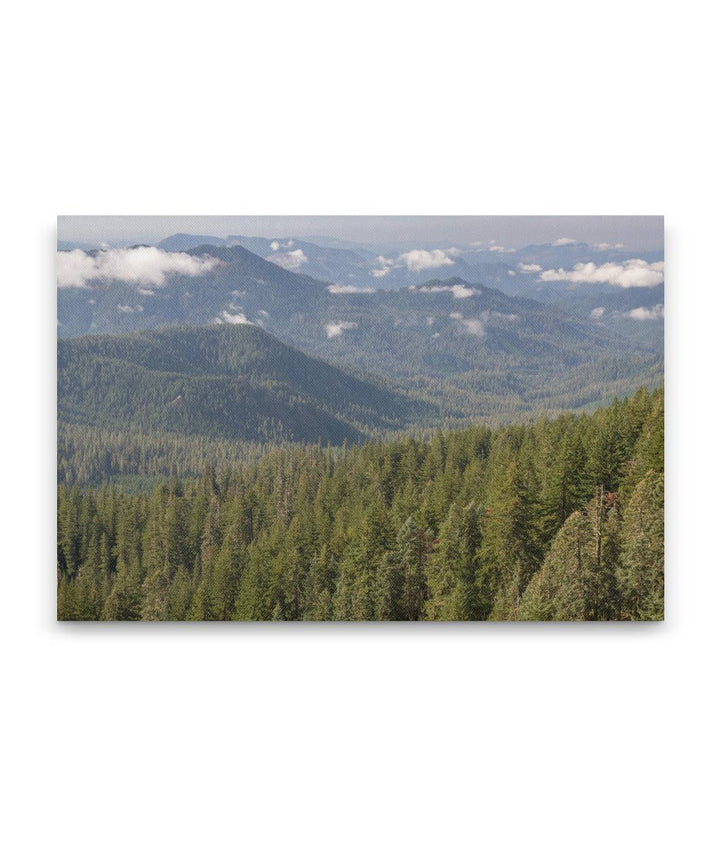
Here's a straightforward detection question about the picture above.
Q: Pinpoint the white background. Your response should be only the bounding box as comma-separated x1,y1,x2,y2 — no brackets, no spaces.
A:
2,1,718,854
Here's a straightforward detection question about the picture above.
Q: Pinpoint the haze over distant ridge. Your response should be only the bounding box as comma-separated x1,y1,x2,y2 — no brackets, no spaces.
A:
58,215,663,252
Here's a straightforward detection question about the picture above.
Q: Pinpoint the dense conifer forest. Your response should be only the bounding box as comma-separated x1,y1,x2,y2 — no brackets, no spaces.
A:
57,386,663,621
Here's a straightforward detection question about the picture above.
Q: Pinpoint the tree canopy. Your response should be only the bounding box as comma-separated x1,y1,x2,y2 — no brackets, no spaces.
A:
57,386,663,621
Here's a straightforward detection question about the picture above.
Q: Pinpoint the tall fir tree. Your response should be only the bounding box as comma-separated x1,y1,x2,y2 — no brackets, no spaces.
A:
425,503,482,620
618,472,664,620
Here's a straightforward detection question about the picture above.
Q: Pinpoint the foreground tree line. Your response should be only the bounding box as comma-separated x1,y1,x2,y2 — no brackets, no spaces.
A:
57,387,663,621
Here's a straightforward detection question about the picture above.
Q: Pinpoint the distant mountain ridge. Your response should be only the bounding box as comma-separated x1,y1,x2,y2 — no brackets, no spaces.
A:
152,232,664,298
57,240,663,420
156,233,228,251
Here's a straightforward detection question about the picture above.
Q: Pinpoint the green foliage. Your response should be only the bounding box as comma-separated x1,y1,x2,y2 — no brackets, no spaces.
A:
425,503,482,620
617,472,664,620
57,387,664,621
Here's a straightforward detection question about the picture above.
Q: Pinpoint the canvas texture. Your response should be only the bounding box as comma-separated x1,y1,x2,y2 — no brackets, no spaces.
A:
56,216,664,621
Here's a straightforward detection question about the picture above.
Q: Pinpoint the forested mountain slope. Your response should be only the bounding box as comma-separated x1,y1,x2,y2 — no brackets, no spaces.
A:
57,386,664,622
291,276,662,415
57,243,329,338
58,324,430,444
58,241,662,420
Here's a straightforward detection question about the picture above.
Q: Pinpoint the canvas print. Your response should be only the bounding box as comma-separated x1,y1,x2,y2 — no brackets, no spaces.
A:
57,216,664,621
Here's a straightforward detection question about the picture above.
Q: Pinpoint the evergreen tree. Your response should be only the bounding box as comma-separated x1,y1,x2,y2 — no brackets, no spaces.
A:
518,511,594,621
396,517,433,621
168,568,193,619
142,560,171,620
103,558,142,620
482,456,540,619
618,472,664,620
584,488,622,620
425,503,481,620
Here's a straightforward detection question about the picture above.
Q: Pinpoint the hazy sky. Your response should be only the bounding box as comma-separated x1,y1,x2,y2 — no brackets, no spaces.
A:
58,215,664,251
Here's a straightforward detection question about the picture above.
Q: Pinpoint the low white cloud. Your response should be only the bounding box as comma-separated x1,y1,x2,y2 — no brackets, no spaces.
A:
518,262,542,273
57,250,97,287
266,248,308,270
458,317,485,336
552,237,579,246
449,310,512,336
325,321,358,338
488,244,515,253
412,283,479,299
625,304,664,321
540,259,664,288
398,249,456,272
507,270,516,276
593,242,625,250
57,247,219,288
217,310,253,325
327,284,376,294
370,260,397,277
426,316,435,326
257,309,270,318
117,304,144,314
590,307,606,319
270,240,280,251
484,310,518,322
371,249,456,276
